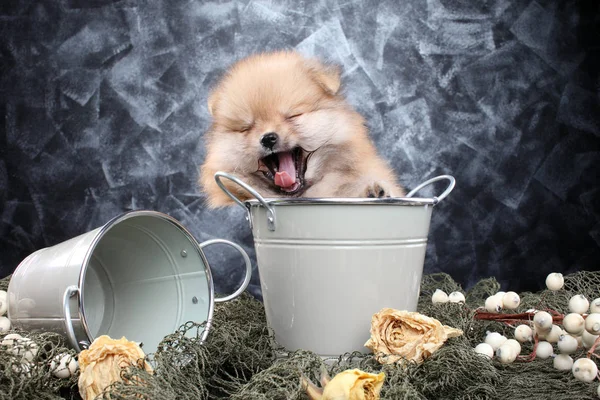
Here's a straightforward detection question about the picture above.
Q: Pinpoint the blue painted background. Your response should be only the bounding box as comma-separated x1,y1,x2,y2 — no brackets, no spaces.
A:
1,0,599,298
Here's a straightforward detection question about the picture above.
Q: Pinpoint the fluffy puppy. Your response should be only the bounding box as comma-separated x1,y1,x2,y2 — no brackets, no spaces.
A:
200,51,404,207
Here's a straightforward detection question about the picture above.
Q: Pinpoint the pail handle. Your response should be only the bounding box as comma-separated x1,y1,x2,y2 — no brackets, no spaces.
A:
405,175,455,204
214,171,277,231
199,239,253,303
63,285,91,353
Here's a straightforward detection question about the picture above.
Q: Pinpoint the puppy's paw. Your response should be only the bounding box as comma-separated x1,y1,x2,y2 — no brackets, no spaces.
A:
364,182,391,198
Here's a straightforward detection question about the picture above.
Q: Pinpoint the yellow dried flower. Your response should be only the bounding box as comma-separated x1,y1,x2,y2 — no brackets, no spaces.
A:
78,335,153,400
303,368,385,400
364,308,463,364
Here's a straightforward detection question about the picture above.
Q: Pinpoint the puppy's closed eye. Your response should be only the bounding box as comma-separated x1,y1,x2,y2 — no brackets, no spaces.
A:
286,113,303,120
231,121,253,133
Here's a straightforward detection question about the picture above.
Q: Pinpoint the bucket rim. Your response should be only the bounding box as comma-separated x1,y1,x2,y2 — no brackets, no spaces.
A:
244,196,437,206
77,210,215,350
216,171,455,231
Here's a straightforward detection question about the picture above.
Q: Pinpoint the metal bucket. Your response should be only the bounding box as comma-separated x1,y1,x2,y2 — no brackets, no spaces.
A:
7,210,252,354
214,172,455,357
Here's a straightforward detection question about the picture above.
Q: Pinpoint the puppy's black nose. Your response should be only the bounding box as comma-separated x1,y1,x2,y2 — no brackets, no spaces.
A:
260,132,278,149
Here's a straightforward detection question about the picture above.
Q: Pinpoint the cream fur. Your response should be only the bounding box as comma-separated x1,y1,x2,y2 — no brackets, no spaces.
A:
200,51,404,207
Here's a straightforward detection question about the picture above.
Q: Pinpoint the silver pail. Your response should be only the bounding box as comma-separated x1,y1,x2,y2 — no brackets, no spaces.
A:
7,210,252,354
214,172,454,357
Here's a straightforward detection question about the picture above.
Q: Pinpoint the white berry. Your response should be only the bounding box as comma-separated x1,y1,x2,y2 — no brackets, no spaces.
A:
50,354,78,378
553,354,574,371
448,291,466,304
431,289,449,304
494,291,506,300
504,339,521,355
569,294,590,314
474,343,494,358
583,330,599,349
536,341,554,359
502,292,520,310
485,296,503,313
563,313,585,335
572,358,598,383
0,290,7,316
0,316,10,332
514,324,533,343
534,311,553,331
485,332,508,351
591,298,600,314
545,324,564,344
11,337,38,362
557,334,579,354
545,273,564,291
496,343,518,364
586,313,600,335
1,333,22,349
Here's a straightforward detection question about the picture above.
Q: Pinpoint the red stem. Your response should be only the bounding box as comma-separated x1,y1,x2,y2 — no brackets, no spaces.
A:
473,310,565,325
588,336,600,359
517,333,539,362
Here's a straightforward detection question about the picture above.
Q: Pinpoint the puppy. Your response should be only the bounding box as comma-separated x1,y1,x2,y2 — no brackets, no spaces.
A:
200,51,404,207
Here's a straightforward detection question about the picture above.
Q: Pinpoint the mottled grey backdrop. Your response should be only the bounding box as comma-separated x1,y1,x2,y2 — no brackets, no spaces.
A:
1,0,599,298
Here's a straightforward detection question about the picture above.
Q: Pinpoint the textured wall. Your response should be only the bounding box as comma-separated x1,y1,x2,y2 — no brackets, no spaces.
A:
1,0,599,298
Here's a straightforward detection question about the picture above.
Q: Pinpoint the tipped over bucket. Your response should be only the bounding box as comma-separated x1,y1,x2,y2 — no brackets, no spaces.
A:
8,210,252,354
214,173,455,357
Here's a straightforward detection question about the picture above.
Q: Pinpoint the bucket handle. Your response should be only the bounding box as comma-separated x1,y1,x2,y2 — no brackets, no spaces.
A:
199,239,253,303
214,171,276,231
405,175,455,204
63,285,90,353
214,172,456,229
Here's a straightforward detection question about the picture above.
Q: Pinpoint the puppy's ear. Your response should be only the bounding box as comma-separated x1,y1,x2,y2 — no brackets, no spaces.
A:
207,90,219,116
305,59,341,95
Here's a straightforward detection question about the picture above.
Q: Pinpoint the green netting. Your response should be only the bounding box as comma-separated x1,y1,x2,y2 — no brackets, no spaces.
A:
0,271,599,400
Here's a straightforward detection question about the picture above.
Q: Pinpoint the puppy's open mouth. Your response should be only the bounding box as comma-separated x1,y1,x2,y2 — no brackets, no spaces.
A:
258,147,308,195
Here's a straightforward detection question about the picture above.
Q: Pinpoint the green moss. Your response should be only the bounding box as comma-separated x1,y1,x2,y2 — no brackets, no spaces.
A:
1,272,598,399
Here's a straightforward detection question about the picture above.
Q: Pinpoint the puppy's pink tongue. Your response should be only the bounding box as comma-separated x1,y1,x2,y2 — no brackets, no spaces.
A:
275,171,295,187
274,151,296,188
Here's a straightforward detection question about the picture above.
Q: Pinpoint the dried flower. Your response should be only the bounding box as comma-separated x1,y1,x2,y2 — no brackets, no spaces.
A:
303,368,385,400
78,335,153,400
364,308,462,364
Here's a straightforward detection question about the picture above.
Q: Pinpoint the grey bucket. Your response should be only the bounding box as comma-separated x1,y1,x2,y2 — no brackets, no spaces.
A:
7,210,252,354
214,172,455,357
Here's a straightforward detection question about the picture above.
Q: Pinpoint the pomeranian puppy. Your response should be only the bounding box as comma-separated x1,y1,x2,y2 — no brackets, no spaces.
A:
200,51,404,207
